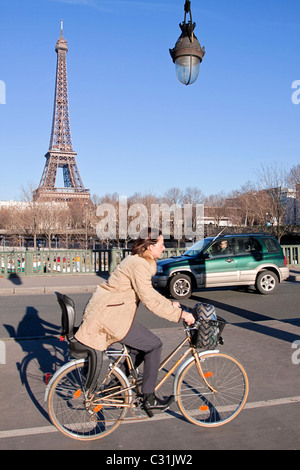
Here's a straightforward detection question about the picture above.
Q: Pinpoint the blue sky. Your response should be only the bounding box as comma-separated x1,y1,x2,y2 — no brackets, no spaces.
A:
0,0,299,201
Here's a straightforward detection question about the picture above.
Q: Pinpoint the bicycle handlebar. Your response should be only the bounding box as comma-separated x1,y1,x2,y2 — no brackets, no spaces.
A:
182,319,202,332
180,304,200,331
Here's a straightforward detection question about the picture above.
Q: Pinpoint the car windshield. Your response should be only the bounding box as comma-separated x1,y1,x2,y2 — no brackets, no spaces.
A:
183,238,212,257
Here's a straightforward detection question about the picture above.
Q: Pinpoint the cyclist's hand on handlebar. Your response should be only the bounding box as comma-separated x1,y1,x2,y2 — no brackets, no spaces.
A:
181,311,195,326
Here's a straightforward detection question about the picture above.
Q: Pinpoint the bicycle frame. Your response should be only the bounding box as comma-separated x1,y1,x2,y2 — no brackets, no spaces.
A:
155,335,219,398
44,352,131,404
102,334,220,399
44,332,219,406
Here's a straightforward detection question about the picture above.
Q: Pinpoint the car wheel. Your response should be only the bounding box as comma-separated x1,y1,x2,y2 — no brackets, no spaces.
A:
255,270,278,295
169,274,192,300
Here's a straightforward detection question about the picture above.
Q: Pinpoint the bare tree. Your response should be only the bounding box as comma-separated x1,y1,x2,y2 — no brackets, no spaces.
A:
227,182,258,226
0,207,11,229
19,182,40,249
182,187,205,206
19,181,36,202
287,164,300,224
205,192,228,227
127,191,160,241
287,164,300,187
255,163,292,240
38,203,70,249
95,193,120,248
163,187,183,205
6,163,297,251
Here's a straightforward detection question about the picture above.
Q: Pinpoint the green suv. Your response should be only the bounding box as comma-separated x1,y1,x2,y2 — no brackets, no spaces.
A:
152,233,289,299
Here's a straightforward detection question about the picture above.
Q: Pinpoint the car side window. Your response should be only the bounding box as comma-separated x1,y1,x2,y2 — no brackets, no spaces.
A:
206,239,234,258
264,237,279,252
234,237,263,254
251,238,262,252
235,237,251,254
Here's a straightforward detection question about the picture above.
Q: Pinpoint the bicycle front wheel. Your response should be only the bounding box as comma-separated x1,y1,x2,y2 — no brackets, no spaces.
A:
176,353,249,427
48,360,130,441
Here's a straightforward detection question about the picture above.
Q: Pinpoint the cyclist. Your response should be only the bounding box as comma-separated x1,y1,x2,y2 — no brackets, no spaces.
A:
75,227,194,417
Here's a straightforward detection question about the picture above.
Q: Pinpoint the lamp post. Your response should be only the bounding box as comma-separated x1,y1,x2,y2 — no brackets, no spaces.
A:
169,0,205,85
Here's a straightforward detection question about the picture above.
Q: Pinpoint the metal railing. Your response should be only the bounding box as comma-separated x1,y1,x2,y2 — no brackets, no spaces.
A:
0,245,298,277
282,245,299,266
0,250,96,276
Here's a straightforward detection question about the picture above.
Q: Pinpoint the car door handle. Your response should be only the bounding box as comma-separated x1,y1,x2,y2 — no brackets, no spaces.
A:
226,258,234,263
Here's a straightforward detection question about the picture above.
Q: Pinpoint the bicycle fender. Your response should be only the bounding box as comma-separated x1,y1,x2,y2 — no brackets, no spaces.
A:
44,358,132,404
173,350,219,401
44,358,86,403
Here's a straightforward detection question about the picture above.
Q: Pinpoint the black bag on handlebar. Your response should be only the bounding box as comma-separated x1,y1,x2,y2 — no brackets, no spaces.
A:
191,303,226,350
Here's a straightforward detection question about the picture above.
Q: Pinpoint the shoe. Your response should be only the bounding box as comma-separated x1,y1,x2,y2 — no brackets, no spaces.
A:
143,393,174,418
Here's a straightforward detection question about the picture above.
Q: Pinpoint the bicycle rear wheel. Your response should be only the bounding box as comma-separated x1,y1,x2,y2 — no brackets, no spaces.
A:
176,353,249,427
48,359,130,440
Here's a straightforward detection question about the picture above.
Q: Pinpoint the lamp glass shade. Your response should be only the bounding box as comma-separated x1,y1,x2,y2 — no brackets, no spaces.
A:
175,55,200,85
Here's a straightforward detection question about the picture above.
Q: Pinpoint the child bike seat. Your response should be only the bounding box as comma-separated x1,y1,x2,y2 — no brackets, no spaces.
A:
55,292,103,392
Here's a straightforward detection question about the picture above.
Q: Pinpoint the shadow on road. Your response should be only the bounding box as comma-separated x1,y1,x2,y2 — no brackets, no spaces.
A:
4,307,67,420
7,273,23,285
191,293,300,344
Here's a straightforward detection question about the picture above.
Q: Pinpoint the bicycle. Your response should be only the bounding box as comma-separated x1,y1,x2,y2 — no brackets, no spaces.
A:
44,293,249,441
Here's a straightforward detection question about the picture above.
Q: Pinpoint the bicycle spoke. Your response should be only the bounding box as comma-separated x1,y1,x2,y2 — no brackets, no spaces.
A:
176,353,249,427
48,361,129,440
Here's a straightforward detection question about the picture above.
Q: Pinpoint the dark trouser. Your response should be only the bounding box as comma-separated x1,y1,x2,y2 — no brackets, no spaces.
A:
121,322,162,394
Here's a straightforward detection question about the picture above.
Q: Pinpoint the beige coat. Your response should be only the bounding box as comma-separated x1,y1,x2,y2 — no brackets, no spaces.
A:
75,252,182,350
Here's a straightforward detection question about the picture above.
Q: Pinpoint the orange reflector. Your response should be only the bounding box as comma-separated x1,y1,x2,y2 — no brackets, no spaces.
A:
204,372,213,378
200,405,209,411
94,405,102,412
74,390,82,399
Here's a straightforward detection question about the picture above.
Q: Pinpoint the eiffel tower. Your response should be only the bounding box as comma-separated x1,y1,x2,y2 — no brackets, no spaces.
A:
33,22,91,204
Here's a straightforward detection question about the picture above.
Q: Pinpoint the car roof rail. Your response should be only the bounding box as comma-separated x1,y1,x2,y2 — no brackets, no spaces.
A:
221,232,273,237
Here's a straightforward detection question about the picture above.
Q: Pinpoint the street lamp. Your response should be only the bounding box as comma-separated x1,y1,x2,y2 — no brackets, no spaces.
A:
169,0,205,85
